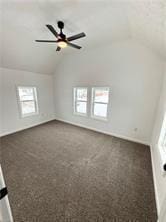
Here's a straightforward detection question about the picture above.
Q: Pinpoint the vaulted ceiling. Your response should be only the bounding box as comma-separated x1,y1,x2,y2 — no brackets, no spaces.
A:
0,0,166,75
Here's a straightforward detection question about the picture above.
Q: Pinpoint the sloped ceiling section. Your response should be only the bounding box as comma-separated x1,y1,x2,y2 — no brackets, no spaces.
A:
0,0,166,75
127,0,166,59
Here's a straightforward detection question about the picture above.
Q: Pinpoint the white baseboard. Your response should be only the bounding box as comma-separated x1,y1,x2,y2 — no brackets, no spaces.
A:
150,145,160,216
0,116,150,145
0,118,54,137
55,117,150,146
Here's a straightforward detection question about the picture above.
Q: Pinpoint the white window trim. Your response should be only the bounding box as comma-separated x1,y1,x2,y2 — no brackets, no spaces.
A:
73,87,88,117
91,87,110,121
16,86,39,118
158,113,166,176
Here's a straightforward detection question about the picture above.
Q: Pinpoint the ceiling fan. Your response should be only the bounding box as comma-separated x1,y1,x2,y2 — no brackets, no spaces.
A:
35,21,86,51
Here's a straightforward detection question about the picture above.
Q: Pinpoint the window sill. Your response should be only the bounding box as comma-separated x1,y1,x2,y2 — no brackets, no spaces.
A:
73,112,87,118
91,115,108,122
158,144,166,177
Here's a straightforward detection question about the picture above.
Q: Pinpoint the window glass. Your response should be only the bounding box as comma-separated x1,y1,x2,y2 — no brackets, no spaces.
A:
92,87,109,120
77,88,87,101
74,87,88,115
159,114,166,152
94,103,108,118
17,87,38,117
94,89,109,103
76,101,87,114
21,101,36,115
19,88,34,101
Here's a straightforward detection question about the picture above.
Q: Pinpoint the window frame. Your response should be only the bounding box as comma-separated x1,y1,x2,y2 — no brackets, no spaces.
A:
158,113,166,175
17,86,39,118
91,87,110,121
73,87,88,117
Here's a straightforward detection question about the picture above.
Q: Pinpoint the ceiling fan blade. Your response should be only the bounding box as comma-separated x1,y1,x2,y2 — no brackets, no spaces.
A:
46,24,59,38
35,40,57,43
56,46,61,51
67,42,82,49
67,32,86,41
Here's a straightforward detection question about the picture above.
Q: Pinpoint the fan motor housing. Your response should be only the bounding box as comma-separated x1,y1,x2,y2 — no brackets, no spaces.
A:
59,33,66,40
58,21,64,29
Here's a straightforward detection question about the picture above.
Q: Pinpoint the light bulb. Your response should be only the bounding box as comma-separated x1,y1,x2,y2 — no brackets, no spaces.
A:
58,41,67,48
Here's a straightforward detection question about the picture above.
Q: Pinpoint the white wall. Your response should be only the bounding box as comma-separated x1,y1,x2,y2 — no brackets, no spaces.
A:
151,71,166,214
0,68,55,136
53,40,164,145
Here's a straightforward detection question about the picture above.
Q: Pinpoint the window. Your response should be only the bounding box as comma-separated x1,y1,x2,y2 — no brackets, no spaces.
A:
17,86,38,117
74,87,88,115
158,113,166,165
91,87,109,120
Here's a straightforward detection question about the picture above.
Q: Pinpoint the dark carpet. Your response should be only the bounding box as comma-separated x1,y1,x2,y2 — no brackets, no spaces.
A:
1,120,157,222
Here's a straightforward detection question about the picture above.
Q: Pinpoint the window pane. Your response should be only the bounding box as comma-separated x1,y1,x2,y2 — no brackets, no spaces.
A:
94,103,108,118
76,101,87,114
94,89,109,103
19,87,34,101
76,88,87,101
163,133,166,149
21,101,36,115
159,113,166,153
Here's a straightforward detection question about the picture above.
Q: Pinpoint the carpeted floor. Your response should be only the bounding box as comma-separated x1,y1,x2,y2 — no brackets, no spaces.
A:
1,120,157,222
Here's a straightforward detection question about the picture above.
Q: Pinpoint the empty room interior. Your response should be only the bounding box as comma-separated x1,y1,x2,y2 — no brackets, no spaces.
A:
0,0,166,221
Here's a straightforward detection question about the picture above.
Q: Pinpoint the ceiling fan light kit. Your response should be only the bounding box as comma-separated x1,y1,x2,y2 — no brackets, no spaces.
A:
35,21,86,51
57,41,67,48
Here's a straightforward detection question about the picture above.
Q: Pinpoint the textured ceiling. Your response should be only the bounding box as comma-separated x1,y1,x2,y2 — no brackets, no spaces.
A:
0,0,166,75
128,0,166,58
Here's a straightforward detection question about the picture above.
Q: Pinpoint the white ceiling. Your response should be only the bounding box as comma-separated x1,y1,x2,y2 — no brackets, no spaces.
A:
0,0,166,75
